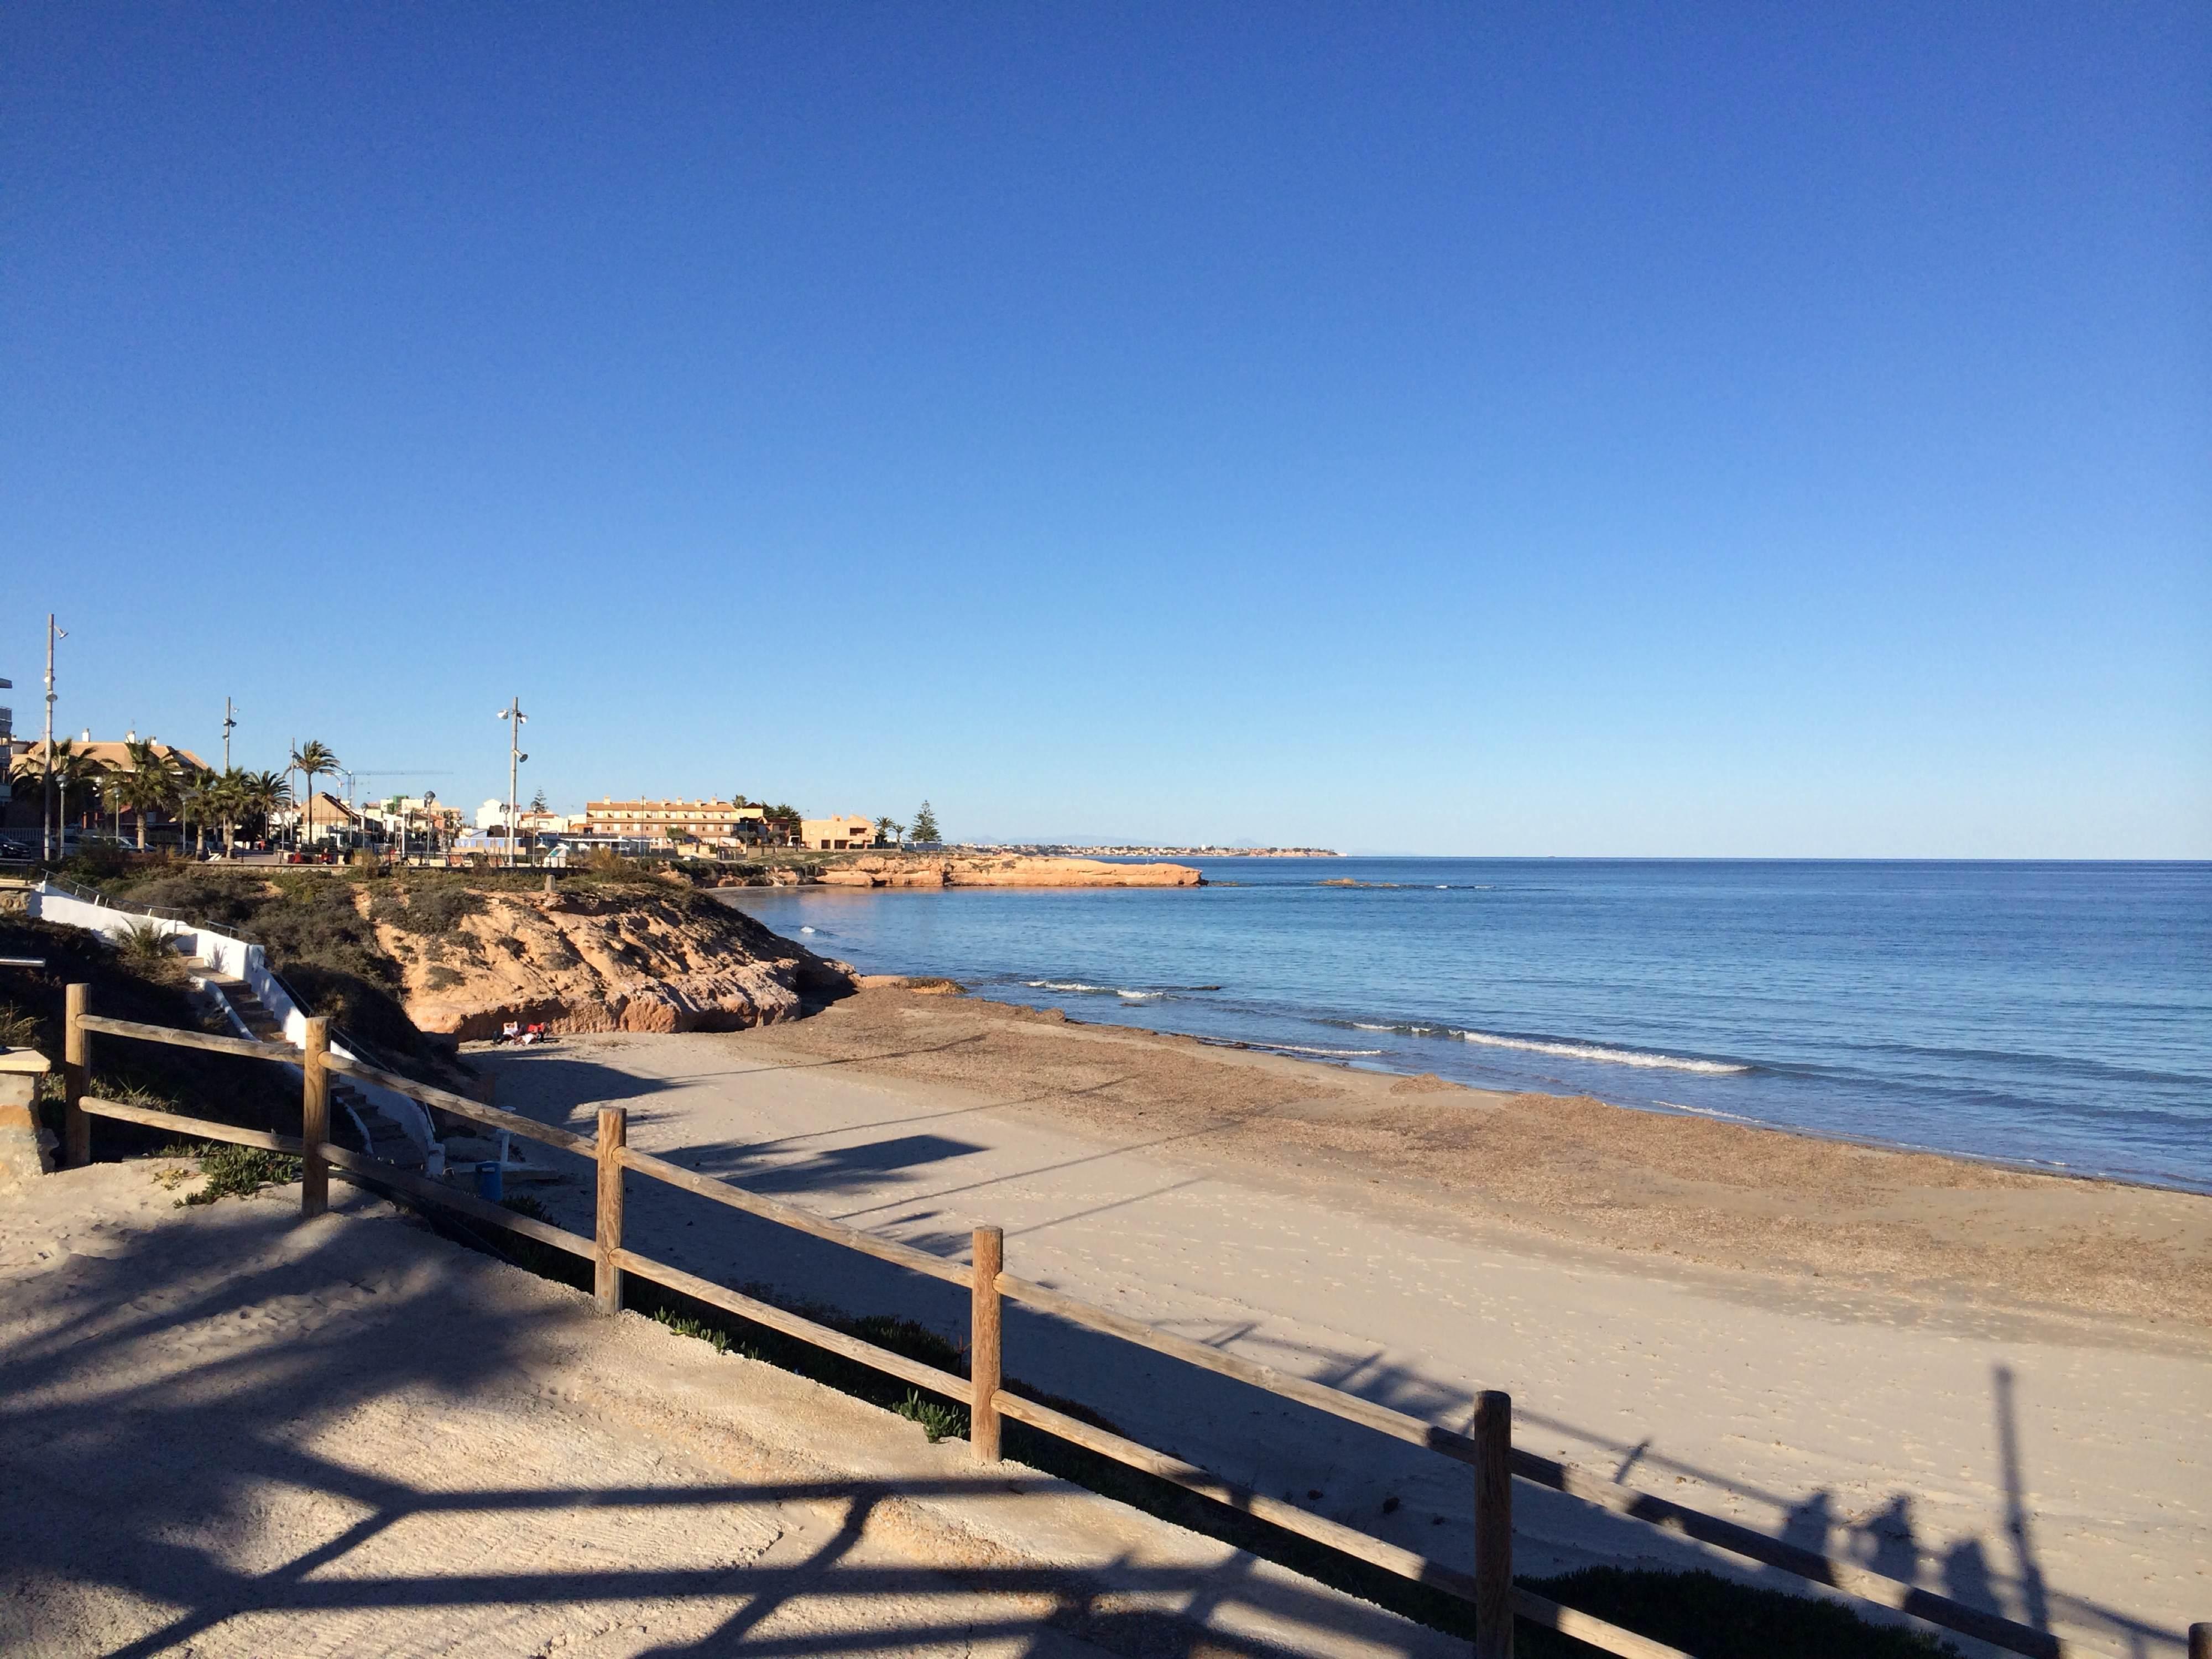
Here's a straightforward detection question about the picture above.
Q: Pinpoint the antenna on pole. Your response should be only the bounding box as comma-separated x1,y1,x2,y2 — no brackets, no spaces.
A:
41,616,66,862
498,698,529,869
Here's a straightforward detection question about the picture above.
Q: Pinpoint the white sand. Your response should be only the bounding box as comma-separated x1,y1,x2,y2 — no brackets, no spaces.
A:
477,1020,2212,1658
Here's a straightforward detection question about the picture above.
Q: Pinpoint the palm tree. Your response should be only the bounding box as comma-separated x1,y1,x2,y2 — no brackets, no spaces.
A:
51,747,102,844
101,768,130,842
178,767,228,856
242,770,292,846
290,740,338,851
875,816,903,849
118,739,181,852
176,776,205,855
205,768,250,855
7,743,67,844
62,749,102,842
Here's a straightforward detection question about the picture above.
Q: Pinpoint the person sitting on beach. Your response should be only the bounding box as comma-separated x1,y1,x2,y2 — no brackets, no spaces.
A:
498,1021,519,1044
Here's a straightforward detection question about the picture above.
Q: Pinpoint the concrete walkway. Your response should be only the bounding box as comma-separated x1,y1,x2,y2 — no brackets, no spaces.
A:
0,1162,1458,1658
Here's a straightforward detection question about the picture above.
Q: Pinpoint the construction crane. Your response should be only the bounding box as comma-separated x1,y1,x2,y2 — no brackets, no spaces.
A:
333,769,455,814
334,779,451,810
332,770,458,864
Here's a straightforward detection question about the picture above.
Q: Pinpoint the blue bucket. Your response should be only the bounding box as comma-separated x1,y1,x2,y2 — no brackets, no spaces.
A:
474,1160,503,1203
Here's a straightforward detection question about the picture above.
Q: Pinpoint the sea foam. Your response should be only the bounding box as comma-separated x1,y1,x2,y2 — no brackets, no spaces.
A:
1349,1020,1747,1074
1452,1029,1750,1074
1025,979,1220,999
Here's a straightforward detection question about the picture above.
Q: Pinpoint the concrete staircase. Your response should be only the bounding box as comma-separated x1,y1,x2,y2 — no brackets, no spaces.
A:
187,957,429,1171
190,962,285,1042
329,1078,427,1168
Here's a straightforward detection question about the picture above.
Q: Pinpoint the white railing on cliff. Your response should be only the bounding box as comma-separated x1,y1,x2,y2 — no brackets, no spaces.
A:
27,880,434,1157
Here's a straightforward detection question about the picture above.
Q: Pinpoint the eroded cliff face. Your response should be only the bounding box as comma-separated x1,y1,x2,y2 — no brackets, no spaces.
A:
375,885,854,1039
811,854,1201,889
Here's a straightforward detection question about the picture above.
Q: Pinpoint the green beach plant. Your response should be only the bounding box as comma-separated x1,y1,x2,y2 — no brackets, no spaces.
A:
893,1389,967,1443
117,919,175,966
171,1141,305,1207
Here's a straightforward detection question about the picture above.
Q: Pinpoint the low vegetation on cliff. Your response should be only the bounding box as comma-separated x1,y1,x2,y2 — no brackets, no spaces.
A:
83,864,854,1048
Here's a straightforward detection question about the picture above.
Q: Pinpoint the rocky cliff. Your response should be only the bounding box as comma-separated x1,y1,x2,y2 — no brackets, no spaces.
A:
377,884,855,1039
810,854,1201,889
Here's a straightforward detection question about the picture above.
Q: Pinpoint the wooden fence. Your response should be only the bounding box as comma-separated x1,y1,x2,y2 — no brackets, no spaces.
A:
55,984,2167,1659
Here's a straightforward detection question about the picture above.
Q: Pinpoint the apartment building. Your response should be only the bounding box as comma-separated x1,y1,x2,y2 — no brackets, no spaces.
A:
801,814,877,851
582,797,774,849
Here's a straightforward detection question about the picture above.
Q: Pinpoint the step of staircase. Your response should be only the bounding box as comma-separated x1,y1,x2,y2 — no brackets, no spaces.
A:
185,960,288,1043
331,1082,429,1171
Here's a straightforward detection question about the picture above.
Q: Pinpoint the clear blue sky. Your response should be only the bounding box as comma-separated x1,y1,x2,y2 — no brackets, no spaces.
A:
5,3,2205,855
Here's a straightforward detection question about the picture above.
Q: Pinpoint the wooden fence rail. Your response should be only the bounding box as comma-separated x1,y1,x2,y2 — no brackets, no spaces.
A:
58,983,2150,1659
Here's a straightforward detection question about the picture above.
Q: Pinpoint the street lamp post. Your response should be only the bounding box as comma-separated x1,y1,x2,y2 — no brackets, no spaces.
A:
41,616,65,862
498,698,528,869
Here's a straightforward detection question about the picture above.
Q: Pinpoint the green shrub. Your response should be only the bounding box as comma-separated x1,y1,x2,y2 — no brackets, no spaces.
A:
116,920,175,966
650,1305,761,1360
0,1002,38,1048
894,1389,968,1443
173,1141,304,1207
372,884,487,937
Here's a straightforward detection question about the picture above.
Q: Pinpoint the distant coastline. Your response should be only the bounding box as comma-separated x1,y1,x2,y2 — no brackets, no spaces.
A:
977,844,1342,858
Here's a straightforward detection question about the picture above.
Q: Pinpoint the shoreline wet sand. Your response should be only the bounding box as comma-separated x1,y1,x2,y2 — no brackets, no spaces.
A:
709,985,2212,1332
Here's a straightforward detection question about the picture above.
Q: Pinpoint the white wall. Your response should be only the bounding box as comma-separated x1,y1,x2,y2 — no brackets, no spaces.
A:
28,884,436,1156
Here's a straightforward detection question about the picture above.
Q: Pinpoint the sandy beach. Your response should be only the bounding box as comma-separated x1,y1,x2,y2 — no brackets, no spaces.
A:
473,987,2212,1657
2,1162,1452,1658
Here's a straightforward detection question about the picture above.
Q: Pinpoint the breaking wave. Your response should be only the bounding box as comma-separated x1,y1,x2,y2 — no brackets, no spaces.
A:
1344,1020,1750,1074
1025,980,1222,1000
1204,1039,1386,1058
1450,1029,1751,1073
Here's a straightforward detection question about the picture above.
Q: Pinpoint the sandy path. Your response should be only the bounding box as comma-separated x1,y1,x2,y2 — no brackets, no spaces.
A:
475,997,2212,1658
0,1161,1458,1658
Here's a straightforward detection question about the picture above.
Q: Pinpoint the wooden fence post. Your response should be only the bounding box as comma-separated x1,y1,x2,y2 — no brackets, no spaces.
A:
62,983,89,1167
300,1016,329,1216
971,1225,1004,1461
1475,1389,1514,1659
2188,1621,2209,1659
596,1106,626,1314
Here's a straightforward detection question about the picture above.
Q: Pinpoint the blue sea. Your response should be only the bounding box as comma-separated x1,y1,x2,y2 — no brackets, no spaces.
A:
722,860,2212,1194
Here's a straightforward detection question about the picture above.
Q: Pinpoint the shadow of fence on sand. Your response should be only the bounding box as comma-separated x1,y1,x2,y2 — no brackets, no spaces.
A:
0,1187,1446,1657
